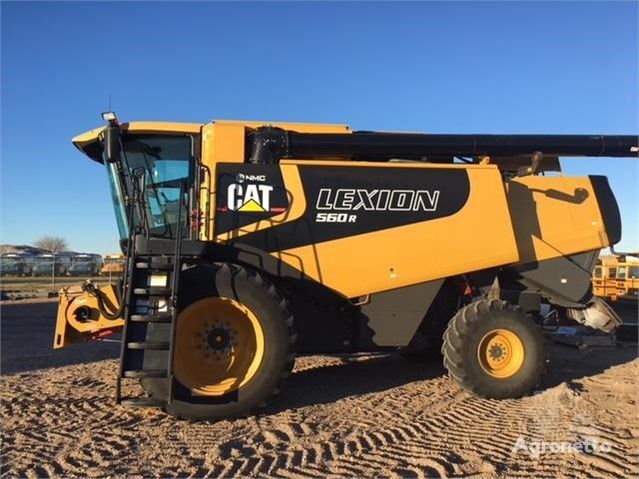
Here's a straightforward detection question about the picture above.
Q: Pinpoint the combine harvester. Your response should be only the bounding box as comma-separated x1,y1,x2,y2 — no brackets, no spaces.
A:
54,113,637,419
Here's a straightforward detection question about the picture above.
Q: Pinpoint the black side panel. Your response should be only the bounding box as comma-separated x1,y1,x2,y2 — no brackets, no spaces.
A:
499,250,600,308
236,165,470,252
358,280,444,347
289,279,446,352
405,279,461,355
589,175,622,245
215,164,289,235
282,285,356,354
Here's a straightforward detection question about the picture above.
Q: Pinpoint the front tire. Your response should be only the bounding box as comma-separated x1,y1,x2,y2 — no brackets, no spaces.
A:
142,263,296,420
442,299,545,399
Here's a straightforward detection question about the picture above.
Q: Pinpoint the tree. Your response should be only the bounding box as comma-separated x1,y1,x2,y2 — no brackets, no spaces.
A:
34,236,68,253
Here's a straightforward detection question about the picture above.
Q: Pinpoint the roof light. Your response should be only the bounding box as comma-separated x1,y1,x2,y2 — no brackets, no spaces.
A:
101,111,117,122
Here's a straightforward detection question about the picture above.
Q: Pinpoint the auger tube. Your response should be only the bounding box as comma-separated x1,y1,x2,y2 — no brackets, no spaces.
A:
247,127,638,163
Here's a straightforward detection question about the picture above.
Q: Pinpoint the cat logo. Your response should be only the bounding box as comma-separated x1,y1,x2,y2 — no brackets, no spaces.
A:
227,183,274,213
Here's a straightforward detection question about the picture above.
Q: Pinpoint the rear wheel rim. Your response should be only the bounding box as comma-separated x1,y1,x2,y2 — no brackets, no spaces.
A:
174,297,265,396
477,328,525,379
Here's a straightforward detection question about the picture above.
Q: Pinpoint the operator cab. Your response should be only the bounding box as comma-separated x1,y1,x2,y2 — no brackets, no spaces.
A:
72,115,201,247
106,133,194,240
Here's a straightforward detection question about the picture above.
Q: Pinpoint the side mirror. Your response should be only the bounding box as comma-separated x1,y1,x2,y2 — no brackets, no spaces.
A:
103,124,121,163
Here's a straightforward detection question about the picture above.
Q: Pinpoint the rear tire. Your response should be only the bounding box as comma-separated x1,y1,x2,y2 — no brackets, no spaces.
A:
442,299,545,399
141,263,296,420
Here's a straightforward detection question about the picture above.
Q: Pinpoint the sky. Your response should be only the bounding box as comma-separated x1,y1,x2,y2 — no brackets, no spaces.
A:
1,1,637,255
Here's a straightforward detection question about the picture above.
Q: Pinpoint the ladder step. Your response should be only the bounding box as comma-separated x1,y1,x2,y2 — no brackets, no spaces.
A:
127,341,170,350
135,261,174,270
130,313,172,323
135,257,175,269
120,397,165,408
123,369,168,378
133,287,171,296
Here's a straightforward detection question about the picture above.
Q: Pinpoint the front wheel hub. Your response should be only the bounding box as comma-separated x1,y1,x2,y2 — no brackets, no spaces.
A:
174,297,265,396
207,327,231,351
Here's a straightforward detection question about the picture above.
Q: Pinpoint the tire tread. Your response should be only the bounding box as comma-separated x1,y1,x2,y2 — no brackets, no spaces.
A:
442,298,545,399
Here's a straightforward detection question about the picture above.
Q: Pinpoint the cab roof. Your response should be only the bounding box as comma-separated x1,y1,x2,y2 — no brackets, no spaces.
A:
72,121,203,162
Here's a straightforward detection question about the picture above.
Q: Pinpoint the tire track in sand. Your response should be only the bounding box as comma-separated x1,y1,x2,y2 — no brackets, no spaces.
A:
3,350,638,478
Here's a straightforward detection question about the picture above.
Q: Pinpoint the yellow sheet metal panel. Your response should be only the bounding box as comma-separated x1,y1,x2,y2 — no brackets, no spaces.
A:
213,119,351,133
200,122,247,238
203,122,247,165
506,176,609,264
266,164,518,298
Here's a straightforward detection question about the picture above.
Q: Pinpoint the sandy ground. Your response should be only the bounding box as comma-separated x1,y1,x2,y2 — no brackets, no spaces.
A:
1,300,638,478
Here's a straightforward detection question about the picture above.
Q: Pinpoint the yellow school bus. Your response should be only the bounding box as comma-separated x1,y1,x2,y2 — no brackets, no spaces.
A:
593,255,639,301
100,253,125,276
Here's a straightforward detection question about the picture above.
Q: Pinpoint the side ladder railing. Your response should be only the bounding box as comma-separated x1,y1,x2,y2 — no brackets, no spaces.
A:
115,176,186,407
